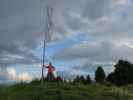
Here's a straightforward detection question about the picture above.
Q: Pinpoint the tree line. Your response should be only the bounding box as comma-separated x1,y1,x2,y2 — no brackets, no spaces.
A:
73,60,133,86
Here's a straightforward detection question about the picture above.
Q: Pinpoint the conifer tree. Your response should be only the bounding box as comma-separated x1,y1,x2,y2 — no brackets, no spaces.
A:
95,66,105,83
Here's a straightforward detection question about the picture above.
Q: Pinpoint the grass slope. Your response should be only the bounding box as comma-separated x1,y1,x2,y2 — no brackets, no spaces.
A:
0,81,133,100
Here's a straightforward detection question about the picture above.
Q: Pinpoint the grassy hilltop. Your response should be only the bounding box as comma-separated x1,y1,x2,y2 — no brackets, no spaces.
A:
0,81,133,100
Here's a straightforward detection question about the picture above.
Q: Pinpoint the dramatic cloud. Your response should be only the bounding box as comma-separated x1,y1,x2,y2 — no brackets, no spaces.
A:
0,0,133,82
0,0,42,66
52,0,133,71
0,67,32,83
53,41,133,62
52,40,133,75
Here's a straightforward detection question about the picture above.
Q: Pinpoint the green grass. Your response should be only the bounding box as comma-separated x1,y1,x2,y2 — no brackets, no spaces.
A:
0,82,133,100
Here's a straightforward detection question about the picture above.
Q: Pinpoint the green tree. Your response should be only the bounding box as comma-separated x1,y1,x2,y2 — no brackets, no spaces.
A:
86,74,91,84
107,60,133,86
79,75,86,84
73,75,86,84
73,76,80,83
106,72,115,84
95,66,106,83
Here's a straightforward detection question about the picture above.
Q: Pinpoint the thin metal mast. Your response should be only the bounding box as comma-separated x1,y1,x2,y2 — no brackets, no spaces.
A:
41,34,46,81
41,5,53,81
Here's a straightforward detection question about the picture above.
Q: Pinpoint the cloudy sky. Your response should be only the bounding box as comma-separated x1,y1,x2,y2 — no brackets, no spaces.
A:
0,0,133,83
